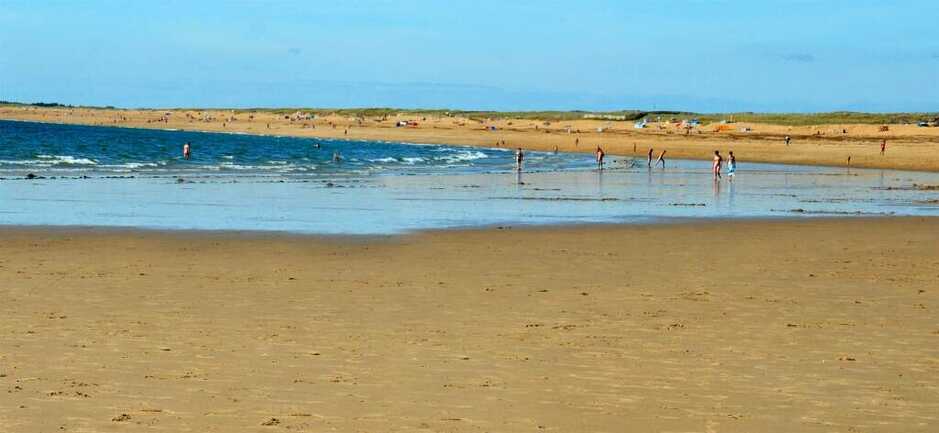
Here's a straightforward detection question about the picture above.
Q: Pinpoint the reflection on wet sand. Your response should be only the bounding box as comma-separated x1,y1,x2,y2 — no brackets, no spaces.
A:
2,158,936,234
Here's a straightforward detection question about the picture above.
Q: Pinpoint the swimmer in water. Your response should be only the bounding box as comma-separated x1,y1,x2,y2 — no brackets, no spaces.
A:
333,151,342,162
182,142,191,160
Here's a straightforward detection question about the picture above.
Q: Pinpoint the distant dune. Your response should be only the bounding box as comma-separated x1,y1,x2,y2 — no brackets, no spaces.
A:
3,105,939,171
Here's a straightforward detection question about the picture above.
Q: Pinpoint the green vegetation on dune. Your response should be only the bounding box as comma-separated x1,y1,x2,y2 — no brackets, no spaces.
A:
689,112,939,126
186,108,670,122
207,108,939,125
0,100,117,109
3,100,937,125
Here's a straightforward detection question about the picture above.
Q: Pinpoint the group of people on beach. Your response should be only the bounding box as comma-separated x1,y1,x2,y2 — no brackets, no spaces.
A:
184,141,737,178
646,148,667,168
648,147,735,179
514,144,737,179
516,146,607,171
712,150,737,180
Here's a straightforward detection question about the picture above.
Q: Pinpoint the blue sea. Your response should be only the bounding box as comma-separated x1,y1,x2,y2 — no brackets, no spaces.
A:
0,119,594,177
1,120,938,234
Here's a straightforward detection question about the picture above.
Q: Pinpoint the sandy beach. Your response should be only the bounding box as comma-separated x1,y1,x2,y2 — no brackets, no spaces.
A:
3,106,939,172
2,218,937,432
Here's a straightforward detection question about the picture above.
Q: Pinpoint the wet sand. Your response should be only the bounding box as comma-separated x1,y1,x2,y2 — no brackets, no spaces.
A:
3,106,939,172
2,218,938,432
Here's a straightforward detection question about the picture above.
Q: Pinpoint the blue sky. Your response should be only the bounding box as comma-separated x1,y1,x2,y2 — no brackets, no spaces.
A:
1,0,937,112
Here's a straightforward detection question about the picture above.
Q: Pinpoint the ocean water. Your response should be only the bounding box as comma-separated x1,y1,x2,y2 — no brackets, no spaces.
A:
1,120,938,234
0,119,594,176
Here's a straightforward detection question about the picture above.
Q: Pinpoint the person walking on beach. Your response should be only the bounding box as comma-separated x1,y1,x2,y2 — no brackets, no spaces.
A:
785,135,791,146
647,148,654,167
880,139,886,156
656,150,666,168
515,147,524,171
183,142,191,160
713,150,723,179
596,146,605,170
727,151,737,180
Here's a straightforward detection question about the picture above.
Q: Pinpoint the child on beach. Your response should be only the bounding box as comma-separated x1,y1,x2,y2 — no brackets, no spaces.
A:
713,150,723,179
515,148,524,171
183,142,191,160
727,151,736,180
596,146,605,170
656,150,666,168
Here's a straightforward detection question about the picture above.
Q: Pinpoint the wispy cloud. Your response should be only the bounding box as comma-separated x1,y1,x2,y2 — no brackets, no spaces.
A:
782,53,815,63
287,47,302,56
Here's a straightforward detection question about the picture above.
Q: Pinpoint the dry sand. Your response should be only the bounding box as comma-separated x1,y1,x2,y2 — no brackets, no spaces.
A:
3,106,939,172
2,218,938,432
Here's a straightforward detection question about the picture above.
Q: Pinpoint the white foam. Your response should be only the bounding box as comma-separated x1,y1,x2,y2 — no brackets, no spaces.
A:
117,162,160,169
439,151,488,163
401,157,426,165
0,159,48,166
35,155,98,165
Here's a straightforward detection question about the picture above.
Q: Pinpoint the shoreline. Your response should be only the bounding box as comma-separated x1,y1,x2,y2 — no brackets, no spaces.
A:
0,214,920,239
4,106,939,172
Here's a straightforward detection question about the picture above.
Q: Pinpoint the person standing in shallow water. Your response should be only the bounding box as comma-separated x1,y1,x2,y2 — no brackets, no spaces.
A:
183,142,191,160
727,151,737,180
596,146,605,170
515,147,524,171
647,148,654,167
656,150,666,168
713,150,723,179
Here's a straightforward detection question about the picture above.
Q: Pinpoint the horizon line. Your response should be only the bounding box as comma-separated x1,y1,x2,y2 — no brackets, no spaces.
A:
2,100,938,117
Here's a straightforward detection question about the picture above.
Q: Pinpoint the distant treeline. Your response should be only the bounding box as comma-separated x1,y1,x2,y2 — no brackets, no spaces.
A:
0,100,116,109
